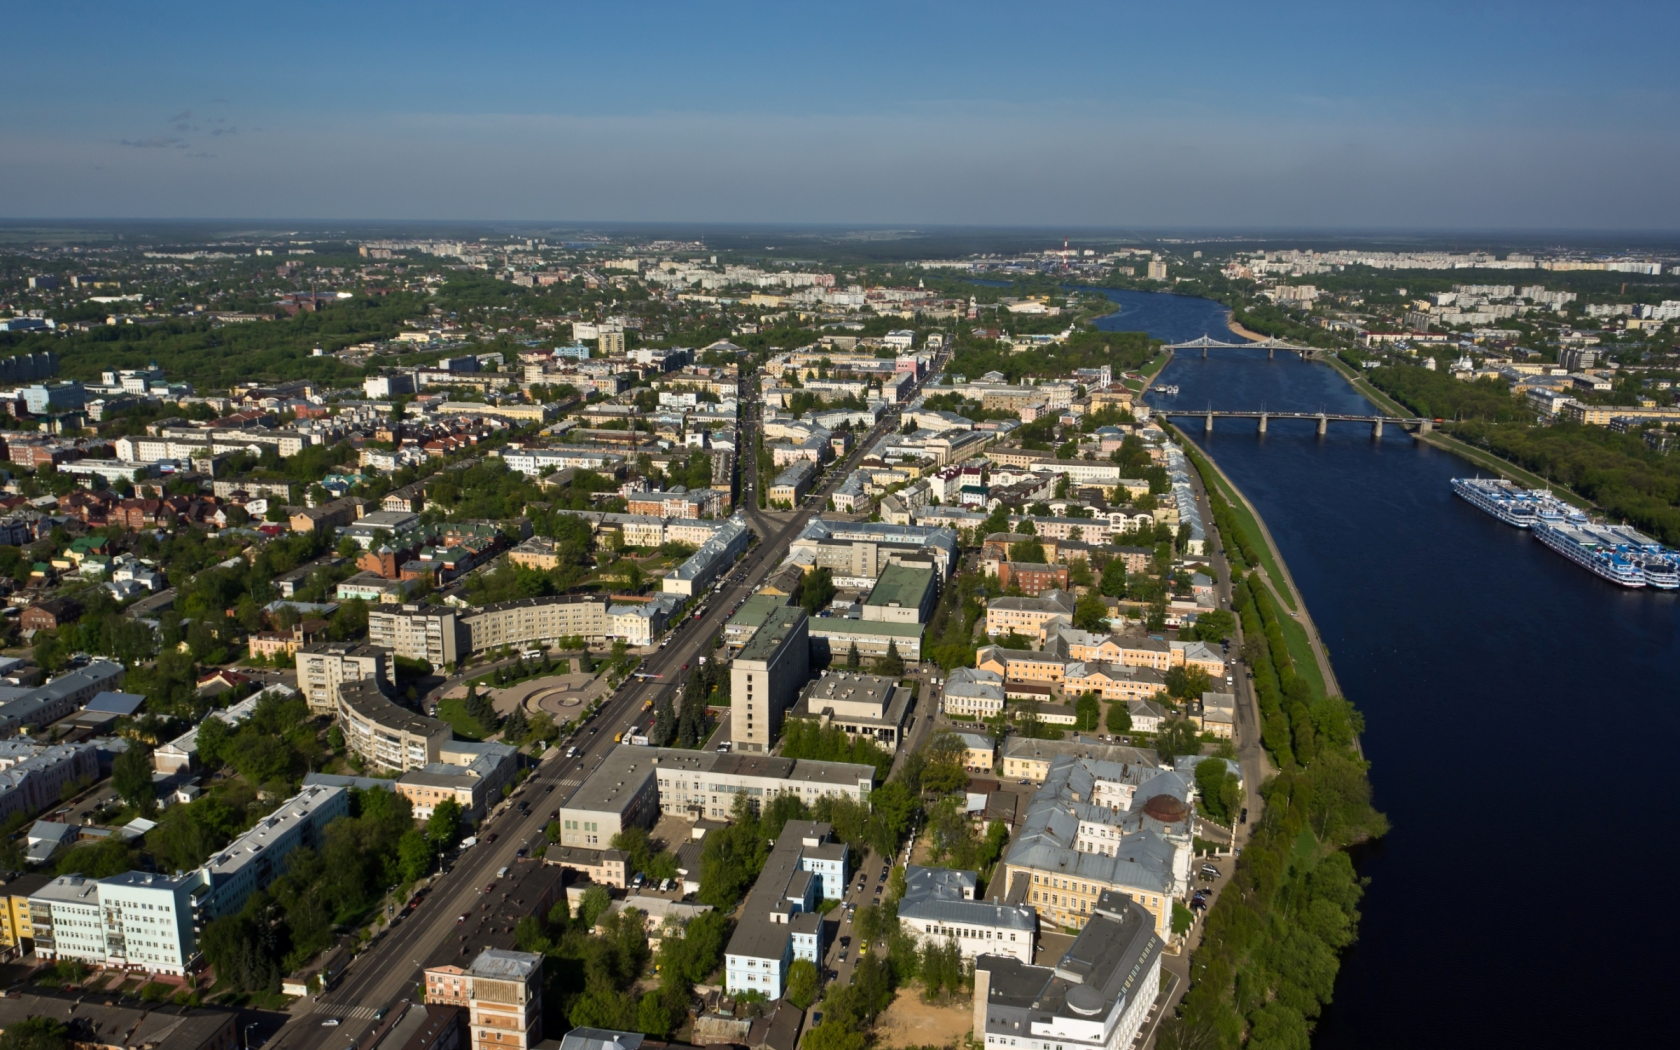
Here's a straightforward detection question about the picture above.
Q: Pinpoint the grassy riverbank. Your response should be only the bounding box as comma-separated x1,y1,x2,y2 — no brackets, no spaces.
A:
1179,437,1298,613
1156,430,1385,1050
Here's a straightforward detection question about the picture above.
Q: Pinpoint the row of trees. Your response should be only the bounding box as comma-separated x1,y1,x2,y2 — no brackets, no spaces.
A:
780,720,895,782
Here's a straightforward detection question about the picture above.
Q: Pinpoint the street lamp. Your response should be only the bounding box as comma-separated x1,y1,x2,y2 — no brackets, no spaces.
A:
244,1021,260,1049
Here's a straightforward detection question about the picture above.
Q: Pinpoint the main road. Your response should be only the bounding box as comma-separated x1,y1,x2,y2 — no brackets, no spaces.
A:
271,350,949,1050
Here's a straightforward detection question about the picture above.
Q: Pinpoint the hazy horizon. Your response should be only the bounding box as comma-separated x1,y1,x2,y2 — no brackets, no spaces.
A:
5,1,1677,229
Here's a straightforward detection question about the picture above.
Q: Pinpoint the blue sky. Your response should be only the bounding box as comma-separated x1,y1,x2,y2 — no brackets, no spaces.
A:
4,1,1677,228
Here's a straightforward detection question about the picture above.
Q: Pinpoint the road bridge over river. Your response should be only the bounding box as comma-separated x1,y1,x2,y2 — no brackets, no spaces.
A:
1165,408,1436,438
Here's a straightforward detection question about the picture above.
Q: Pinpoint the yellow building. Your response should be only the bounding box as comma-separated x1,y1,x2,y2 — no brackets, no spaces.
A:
0,874,49,956
974,645,1069,688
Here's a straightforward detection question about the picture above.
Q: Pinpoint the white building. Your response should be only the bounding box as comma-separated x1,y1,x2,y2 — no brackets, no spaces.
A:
942,667,1007,718
975,893,1163,1050
661,515,749,597
94,871,202,976
195,783,354,921
897,866,1035,964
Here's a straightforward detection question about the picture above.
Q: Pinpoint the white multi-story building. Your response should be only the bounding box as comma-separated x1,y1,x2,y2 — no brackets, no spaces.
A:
560,747,875,848
661,516,749,596
95,871,201,976
975,893,1163,1050
368,605,460,668
295,642,393,714
28,875,106,967
194,783,353,921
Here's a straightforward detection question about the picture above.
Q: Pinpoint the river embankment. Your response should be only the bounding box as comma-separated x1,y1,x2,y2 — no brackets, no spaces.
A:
1133,320,1680,1050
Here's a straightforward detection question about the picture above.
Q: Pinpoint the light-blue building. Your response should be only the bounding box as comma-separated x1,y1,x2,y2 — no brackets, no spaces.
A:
23,381,84,416
722,820,847,999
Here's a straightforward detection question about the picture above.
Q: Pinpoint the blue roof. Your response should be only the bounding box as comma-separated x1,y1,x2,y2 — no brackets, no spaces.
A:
84,691,145,715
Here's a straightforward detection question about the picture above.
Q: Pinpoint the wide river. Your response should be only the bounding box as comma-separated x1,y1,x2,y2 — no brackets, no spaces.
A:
1091,288,1679,1049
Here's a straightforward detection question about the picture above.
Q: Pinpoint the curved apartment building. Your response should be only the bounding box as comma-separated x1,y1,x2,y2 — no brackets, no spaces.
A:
335,678,451,772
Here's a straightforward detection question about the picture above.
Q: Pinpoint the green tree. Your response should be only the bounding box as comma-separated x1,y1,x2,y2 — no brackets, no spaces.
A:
921,733,969,796
578,884,612,929
1106,701,1132,734
1073,592,1110,632
1165,665,1212,701
195,715,231,769
111,744,155,813
872,640,904,677
1099,557,1127,598
1074,691,1101,732
1190,608,1235,643
1011,537,1046,563
785,958,819,1009
799,566,836,615
1194,758,1242,826
397,829,434,884
0,1016,68,1050
1156,717,1203,763
636,992,672,1038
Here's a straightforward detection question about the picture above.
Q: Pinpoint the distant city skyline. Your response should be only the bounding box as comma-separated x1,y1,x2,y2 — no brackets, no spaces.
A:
4,1,1678,228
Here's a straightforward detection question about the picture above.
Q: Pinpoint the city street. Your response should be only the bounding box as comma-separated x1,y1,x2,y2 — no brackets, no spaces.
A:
267,351,949,1050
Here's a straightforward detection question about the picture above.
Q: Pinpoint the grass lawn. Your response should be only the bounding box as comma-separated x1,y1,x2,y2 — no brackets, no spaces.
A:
1194,446,1299,612
436,697,489,741
1276,611,1326,700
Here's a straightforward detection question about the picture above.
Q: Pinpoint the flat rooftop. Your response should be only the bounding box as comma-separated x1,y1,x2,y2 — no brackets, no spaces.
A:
738,605,806,663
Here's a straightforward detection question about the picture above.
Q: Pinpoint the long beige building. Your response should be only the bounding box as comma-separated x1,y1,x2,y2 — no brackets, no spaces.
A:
559,746,874,848
459,595,609,652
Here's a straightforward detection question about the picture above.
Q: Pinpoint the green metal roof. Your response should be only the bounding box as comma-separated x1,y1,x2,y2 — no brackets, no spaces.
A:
863,564,935,610
728,593,788,630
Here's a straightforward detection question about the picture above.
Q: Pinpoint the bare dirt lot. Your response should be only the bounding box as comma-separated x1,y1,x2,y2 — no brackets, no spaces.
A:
873,986,972,1049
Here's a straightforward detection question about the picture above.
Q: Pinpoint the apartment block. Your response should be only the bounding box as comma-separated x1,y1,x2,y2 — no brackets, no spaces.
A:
296,642,393,714
460,595,609,653
723,821,843,999
337,679,453,773
368,604,461,668
560,746,874,845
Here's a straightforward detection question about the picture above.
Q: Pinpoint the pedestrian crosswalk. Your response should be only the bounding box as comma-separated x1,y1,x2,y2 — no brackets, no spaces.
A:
313,1002,379,1020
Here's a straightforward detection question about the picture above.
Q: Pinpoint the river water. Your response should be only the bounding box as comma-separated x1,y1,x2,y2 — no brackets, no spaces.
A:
1092,288,1680,1049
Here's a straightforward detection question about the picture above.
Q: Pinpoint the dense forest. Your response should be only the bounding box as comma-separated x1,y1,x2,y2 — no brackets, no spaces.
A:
1361,362,1533,423
1453,420,1680,544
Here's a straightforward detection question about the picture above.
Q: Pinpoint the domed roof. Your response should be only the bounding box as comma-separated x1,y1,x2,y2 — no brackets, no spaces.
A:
1141,794,1189,823
1067,984,1105,1016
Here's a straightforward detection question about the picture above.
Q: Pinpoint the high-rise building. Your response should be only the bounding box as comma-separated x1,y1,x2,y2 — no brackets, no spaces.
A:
730,606,809,753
